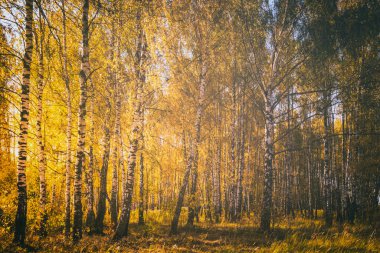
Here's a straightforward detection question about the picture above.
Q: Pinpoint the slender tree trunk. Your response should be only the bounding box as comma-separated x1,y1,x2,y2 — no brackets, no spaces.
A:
110,15,120,229
236,87,245,221
36,28,47,237
85,83,95,233
228,76,237,222
304,106,313,218
213,136,222,223
113,95,142,238
64,91,72,238
323,88,333,227
345,114,354,223
120,141,126,206
332,111,343,224
285,90,293,217
341,109,347,222
95,119,111,234
170,135,192,234
246,140,251,218
307,145,313,218
13,0,33,245
260,92,275,231
138,152,144,225
113,7,146,239
62,0,72,237
204,143,213,222
72,0,90,242
111,85,121,229
138,108,145,225
187,52,206,227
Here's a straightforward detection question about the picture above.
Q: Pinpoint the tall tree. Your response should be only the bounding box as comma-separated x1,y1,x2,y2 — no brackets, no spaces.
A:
110,8,120,228
13,0,33,245
236,85,246,221
72,0,90,242
170,133,192,234
186,0,207,227
113,2,147,239
36,9,47,236
322,83,333,227
85,81,95,233
213,104,222,223
110,87,120,229
61,0,72,237
138,111,145,225
94,107,111,234
138,152,144,225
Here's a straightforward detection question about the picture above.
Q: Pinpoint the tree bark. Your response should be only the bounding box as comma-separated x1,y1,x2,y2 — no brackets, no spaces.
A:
110,15,120,229
61,0,72,237
260,92,275,231
72,0,89,242
113,6,146,239
138,152,144,225
186,54,206,227
36,25,47,237
138,108,145,225
170,135,192,234
111,83,121,229
13,0,33,245
204,143,213,222
285,90,294,218
323,88,333,227
236,86,245,221
85,82,95,233
94,118,111,234
213,135,222,223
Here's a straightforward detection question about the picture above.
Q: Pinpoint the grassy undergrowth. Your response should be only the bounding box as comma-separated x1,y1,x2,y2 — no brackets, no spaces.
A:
0,211,378,252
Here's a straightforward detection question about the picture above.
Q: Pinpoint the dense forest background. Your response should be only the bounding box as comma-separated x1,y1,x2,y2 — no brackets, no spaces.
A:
0,0,379,252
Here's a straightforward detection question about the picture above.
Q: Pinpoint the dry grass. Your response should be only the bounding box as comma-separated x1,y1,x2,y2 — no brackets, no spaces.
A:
0,211,379,252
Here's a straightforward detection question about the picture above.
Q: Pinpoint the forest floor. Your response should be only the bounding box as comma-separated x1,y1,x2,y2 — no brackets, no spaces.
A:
1,211,379,252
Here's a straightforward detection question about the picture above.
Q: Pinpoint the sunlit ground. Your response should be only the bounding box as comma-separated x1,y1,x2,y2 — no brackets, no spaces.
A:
1,210,379,252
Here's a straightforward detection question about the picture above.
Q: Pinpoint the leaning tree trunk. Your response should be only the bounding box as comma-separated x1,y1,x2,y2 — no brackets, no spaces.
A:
94,116,111,234
186,50,206,227
61,0,72,237
13,0,33,245
112,81,143,239
260,92,275,231
170,135,192,234
72,0,89,242
36,29,47,237
113,7,146,239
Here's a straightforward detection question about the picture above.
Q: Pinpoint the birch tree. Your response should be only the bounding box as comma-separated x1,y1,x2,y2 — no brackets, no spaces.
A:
36,11,47,236
61,0,72,237
13,0,33,245
72,0,90,242
113,2,147,239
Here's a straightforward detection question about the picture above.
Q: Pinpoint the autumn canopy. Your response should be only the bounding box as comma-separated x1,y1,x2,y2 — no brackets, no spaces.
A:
0,0,379,252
